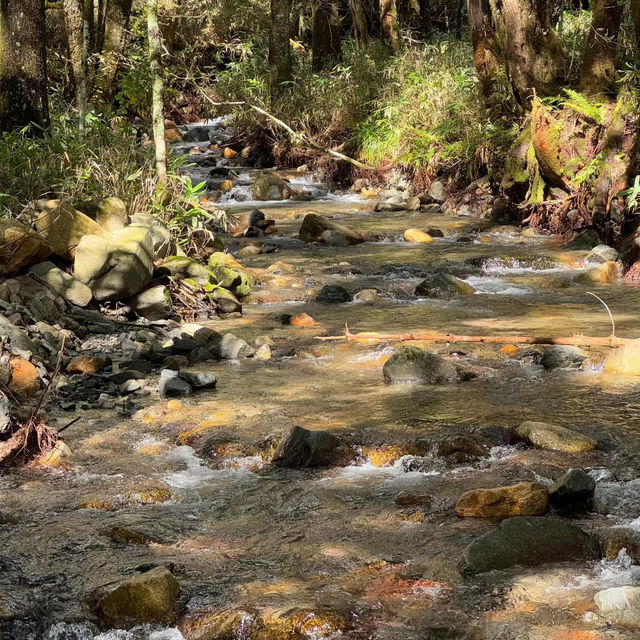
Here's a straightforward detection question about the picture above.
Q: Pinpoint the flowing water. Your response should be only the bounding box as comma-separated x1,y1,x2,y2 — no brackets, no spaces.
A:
4,139,640,639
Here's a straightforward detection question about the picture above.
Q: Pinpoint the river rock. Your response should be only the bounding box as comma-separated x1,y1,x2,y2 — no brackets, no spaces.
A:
587,244,618,264
36,200,107,260
75,225,154,300
0,395,10,434
273,425,341,468
208,252,253,296
67,355,109,374
601,527,640,563
160,256,213,285
568,229,600,249
540,345,588,370
604,339,640,376
0,219,51,275
29,261,93,307
514,421,597,453
594,586,640,627
383,346,459,385
159,369,192,398
82,197,128,231
354,289,382,304
252,174,303,201
299,213,363,245
182,126,212,142
209,286,242,314
0,316,37,359
459,517,600,575
179,372,217,391
94,566,180,628
130,213,173,259
317,285,352,304
455,482,549,518
415,273,475,298
8,359,41,398
210,333,254,359
404,229,434,243
130,285,173,321
576,261,618,284
594,479,640,518
321,229,350,247
428,180,446,203
549,469,595,512
289,313,317,327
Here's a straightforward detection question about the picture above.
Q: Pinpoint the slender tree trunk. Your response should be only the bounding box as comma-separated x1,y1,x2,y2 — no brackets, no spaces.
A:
419,0,431,39
454,0,464,38
580,0,623,96
467,0,498,103
488,0,564,105
632,0,640,45
79,0,90,136
0,0,49,132
96,0,133,105
269,0,292,96
379,0,399,52
312,0,341,71
147,0,167,185
350,0,369,47
63,0,84,99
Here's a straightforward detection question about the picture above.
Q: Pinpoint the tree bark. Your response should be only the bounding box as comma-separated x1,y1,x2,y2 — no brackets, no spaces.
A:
419,0,431,38
467,0,498,103
0,0,49,132
379,0,399,52
580,0,623,96
63,0,84,97
488,0,564,105
632,0,640,45
269,0,292,96
96,0,133,105
312,0,341,71
147,0,167,185
350,0,368,48
78,0,90,136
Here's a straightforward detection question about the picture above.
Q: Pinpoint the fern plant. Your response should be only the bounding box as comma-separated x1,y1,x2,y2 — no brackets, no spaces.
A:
562,89,605,124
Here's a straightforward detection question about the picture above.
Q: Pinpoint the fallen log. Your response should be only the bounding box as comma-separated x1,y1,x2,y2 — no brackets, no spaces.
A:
315,325,632,348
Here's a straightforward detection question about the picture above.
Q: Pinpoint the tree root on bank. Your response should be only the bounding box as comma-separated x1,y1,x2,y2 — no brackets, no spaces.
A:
315,325,631,348
0,419,58,469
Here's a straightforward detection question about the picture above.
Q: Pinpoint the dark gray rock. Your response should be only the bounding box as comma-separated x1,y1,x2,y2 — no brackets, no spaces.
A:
541,345,588,370
414,273,475,298
248,210,266,226
549,469,596,513
159,369,192,398
317,285,352,304
188,347,215,363
209,333,254,359
179,372,217,391
108,370,145,385
459,517,600,575
383,346,459,385
182,126,212,142
273,425,341,468
568,229,600,250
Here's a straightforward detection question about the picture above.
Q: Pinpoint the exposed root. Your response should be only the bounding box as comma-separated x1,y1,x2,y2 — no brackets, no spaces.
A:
0,420,59,469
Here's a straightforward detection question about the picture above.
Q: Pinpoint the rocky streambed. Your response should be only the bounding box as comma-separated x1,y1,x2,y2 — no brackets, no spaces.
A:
3,121,640,639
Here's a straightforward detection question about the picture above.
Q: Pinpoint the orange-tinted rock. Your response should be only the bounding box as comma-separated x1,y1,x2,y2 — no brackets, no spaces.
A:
164,129,182,142
219,179,234,192
364,445,412,467
403,229,434,243
223,147,238,159
290,313,317,327
9,359,41,397
67,355,108,374
455,482,549,518
500,344,518,357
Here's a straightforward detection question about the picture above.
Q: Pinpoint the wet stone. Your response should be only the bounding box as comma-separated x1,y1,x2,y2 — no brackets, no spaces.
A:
541,345,589,370
515,420,597,453
159,369,192,398
549,468,595,513
595,586,640,627
316,285,352,304
383,346,459,385
273,425,342,468
179,371,217,391
455,482,549,518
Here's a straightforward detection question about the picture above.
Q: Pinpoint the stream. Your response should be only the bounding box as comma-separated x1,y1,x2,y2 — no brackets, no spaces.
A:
3,123,640,640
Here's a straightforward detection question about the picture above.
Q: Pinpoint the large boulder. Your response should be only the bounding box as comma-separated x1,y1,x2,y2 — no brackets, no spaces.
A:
383,346,459,385
273,425,341,468
0,220,51,275
459,517,600,575
299,213,363,245
455,482,548,518
130,285,173,321
594,586,640,627
81,197,128,231
93,567,180,628
74,225,154,301
29,261,93,307
415,273,476,298
514,421,597,453
36,200,107,260
130,213,173,259
576,261,619,284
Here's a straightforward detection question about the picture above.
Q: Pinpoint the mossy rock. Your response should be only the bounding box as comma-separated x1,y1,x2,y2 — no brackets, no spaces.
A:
383,346,459,385
160,256,215,286
414,273,475,298
207,252,253,297
207,286,242,314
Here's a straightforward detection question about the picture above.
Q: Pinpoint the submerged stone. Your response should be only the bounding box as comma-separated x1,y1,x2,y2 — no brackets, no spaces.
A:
383,346,459,385
515,421,597,453
317,285,352,304
459,517,600,575
595,586,640,627
576,261,619,284
604,339,640,376
414,273,475,298
455,482,549,518
540,345,588,370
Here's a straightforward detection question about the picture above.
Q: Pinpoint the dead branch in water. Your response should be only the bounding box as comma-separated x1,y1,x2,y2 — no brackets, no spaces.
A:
315,324,632,348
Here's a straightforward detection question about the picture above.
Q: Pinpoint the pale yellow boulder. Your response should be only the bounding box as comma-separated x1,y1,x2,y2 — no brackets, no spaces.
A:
404,229,434,244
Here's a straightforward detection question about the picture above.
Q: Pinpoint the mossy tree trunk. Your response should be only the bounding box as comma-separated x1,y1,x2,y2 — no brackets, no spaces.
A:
580,0,623,96
467,0,498,104
96,0,133,105
350,0,369,47
147,0,167,185
379,0,399,52
488,0,564,106
269,0,292,95
312,0,341,71
0,0,49,132
63,0,84,98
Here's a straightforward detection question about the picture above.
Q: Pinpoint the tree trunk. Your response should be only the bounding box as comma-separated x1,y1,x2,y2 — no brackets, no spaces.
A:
350,0,369,47
379,0,399,52
454,0,465,38
632,0,640,45
269,0,292,96
312,0,341,71
488,0,564,105
419,0,431,39
96,0,133,105
63,0,84,99
78,0,90,136
580,0,623,96
467,0,498,103
147,0,167,185
0,0,49,132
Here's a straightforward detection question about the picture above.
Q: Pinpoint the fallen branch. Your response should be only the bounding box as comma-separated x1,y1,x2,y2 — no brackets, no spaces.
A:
197,90,376,172
315,325,632,348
